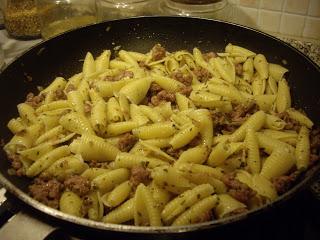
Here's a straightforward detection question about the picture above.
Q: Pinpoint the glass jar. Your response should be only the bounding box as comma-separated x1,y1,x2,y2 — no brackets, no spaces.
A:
3,0,41,39
37,0,98,39
157,0,235,21
97,0,153,21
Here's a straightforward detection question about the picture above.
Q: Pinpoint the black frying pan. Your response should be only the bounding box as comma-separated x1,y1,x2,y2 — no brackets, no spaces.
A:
0,16,319,239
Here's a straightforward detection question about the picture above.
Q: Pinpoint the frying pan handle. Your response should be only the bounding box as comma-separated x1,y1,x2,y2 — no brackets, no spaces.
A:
0,211,57,240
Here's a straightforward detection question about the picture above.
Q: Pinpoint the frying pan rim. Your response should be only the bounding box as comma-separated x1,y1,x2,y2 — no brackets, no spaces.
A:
0,16,319,233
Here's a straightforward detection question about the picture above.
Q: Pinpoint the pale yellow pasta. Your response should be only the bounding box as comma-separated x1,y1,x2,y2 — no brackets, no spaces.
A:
65,72,82,90
139,141,175,163
82,52,96,78
252,75,266,95
256,132,295,155
95,50,111,72
152,74,185,92
7,118,25,134
81,168,110,181
268,63,288,82
225,43,256,58
34,125,64,145
91,168,130,194
175,163,224,180
118,93,131,121
142,138,172,148
103,198,134,224
286,108,313,128
70,134,119,162
214,194,246,219
212,57,236,83
208,83,245,103
193,48,214,75
67,90,85,115
77,78,90,101
154,102,173,119
41,77,67,95
17,103,38,124
132,122,176,139
175,92,195,111
245,128,261,174
106,97,123,123
106,121,139,137
254,94,276,111
59,112,94,135
189,109,213,147
295,126,310,170
176,145,208,165
18,142,53,161
26,145,70,177
242,57,254,82
262,129,298,145
139,105,164,123
43,154,88,181
139,184,162,226
252,174,278,200
104,180,132,207
266,76,278,95
149,181,172,211
172,195,219,226
113,152,168,169
276,78,291,113
169,124,199,149
60,191,83,217
260,149,295,180
161,184,214,224
151,166,195,194
134,184,149,226
90,99,107,134
38,114,61,131
35,100,70,113
130,104,149,125
95,78,134,98
165,56,180,73
119,78,151,104
253,54,268,79
87,191,104,221
229,110,266,142
118,50,139,68
264,114,286,130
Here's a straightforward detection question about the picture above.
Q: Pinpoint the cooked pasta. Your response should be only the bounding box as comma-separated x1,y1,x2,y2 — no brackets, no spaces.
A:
3,43,319,228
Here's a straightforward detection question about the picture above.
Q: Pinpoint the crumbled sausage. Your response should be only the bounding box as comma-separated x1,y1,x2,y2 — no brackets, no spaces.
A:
179,85,193,97
194,210,213,223
54,89,67,100
311,127,320,149
202,52,217,62
229,102,258,123
130,166,151,188
65,84,76,93
272,171,300,194
29,177,63,209
118,133,138,152
25,92,44,108
151,90,176,106
166,147,183,159
149,83,163,96
64,175,91,197
224,207,248,217
193,67,212,82
84,101,92,114
221,173,256,204
151,44,166,61
104,70,134,82
235,63,243,76
171,71,193,86
87,161,110,169
8,153,24,176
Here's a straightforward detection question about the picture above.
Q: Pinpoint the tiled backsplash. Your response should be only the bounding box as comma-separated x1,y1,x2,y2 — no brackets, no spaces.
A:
229,0,320,41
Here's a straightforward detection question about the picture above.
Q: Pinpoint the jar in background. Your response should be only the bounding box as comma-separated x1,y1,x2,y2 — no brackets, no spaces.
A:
157,0,235,21
3,0,41,39
37,0,98,39
97,0,153,21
